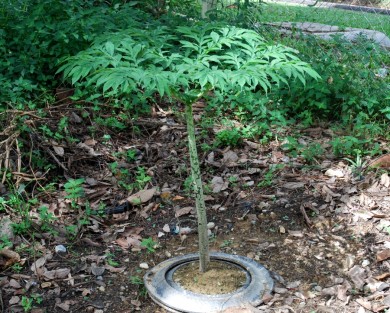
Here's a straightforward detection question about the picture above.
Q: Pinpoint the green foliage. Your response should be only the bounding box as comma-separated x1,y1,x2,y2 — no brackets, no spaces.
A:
215,128,242,147
0,235,12,249
129,275,148,297
64,178,85,208
110,164,151,191
21,296,33,312
140,237,157,253
258,164,284,188
268,35,390,123
59,24,319,106
38,206,57,233
301,143,324,164
330,136,379,157
0,0,150,106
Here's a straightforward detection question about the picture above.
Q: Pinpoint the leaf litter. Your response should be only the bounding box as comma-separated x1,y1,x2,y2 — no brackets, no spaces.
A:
0,110,389,313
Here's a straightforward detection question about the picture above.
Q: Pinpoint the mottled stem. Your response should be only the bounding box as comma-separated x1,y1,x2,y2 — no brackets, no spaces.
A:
185,102,210,272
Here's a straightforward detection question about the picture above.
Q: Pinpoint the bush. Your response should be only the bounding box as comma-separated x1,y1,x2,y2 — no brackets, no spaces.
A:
0,0,150,107
268,35,390,123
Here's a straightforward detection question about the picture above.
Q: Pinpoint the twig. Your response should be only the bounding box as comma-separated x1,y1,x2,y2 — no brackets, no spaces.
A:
0,288,3,313
300,203,313,227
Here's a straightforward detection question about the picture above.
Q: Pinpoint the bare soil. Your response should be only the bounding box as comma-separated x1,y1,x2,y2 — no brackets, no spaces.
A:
173,261,247,294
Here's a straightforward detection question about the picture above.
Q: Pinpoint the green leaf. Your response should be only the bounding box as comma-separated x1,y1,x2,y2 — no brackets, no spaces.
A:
105,41,115,56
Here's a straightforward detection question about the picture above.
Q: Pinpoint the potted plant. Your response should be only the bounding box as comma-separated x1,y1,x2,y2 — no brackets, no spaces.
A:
59,23,319,312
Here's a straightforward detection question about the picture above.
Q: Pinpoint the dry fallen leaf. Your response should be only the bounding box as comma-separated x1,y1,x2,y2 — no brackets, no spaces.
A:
175,206,194,217
127,188,156,205
211,176,228,193
377,249,390,262
43,268,70,280
9,296,20,305
348,265,366,289
374,272,390,280
104,264,125,273
282,182,305,189
30,254,52,273
369,154,390,169
380,173,390,187
0,248,21,269
325,168,344,177
52,146,64,156
222,150,239,164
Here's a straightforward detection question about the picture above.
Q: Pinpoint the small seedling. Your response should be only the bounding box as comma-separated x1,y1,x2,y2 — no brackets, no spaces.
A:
0,235,12,249
129,275,148,297
140,237,157,253
344,150,367,179
38,206,57,232
133,167,152,190
258,164,284,188
215,128,242,147
105,252,119,267
220,239,233,248
64,178,85,208
65,224,78,240
11,263,23,272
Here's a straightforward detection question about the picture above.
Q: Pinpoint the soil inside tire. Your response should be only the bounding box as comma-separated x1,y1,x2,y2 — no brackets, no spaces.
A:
173,260,247,294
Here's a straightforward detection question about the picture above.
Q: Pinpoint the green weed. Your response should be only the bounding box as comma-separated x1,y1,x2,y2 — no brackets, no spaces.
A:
258,164,284,188
215,128,242,147
140,237,157,253
64,178,85,208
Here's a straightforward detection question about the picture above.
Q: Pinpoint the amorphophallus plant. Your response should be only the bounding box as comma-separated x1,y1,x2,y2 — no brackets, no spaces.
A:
58,24,320,272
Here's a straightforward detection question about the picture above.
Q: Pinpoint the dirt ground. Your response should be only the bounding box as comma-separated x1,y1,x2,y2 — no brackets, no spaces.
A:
0,104,389,313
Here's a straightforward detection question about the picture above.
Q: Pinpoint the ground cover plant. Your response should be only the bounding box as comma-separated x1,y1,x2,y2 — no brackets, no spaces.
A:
0,1,389,312
259,2,390,35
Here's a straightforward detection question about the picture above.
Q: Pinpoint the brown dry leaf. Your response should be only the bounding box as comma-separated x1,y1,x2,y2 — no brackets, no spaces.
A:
30,254,50,273
9,296,20,305
81,288,91,296
282,182,305,189
43,268,70,280
9,279,22,289
369,154,390,168
84,139,97,146
139,202,154,219
105,264,125,273
55,300,76,311
81,237,102,247
77,142,102,156
243,139,262,150
122,226,144,237
348,265,366,289
172,195,185,201
175,206,194,217
337,280,351,301
41,282,52,289
126,237,142,247
115,238,130,249
52,146,64,156
211,176,228,193
355,298,372,310
91,264,105,276
374,272,390,280
131,299,142,308
288,230,304,238
377,249,390,262
127,188,156,205
380,173,390,187
221,304,262,312
325,168,344,177
0,248,21,269
222,150,239,164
